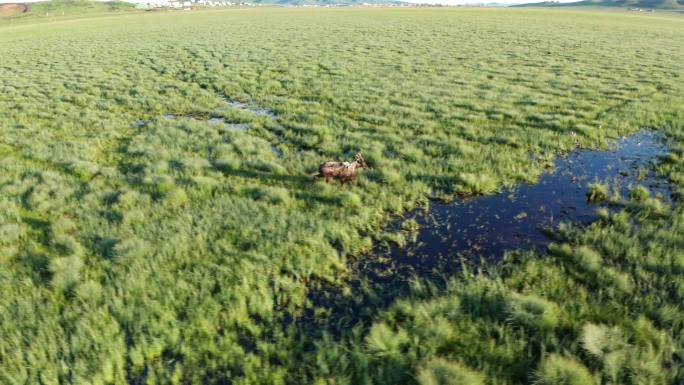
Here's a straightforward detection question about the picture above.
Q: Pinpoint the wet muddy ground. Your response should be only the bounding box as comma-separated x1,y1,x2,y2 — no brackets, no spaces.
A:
219,94,277,118
134,95,275,131
132,96,283,155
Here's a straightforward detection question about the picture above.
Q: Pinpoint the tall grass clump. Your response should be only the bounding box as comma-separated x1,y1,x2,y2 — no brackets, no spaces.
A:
506,293,560,331
111,238,150,261
165,187,188,208
534,355,596,385
339,191,362,209
629,185,650,202
457,173,498,195
586,182,609,203
580,323,626,359
49,255,83,291
0,224,22,244
365,323,409,358
417,358,485,385
574,246,602,273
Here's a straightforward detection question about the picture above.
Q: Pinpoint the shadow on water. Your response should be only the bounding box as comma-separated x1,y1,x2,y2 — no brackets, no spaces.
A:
301,130,671,331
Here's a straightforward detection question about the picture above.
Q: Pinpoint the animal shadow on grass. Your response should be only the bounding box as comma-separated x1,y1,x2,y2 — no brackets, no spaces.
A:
216,158,376,208
20,215,52,244
216,166,343,206
216,166,311,185
16,251,51,285
413,174,463,192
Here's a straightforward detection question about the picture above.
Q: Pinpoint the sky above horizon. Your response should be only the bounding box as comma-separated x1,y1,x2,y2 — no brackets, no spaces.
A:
0,0,580,6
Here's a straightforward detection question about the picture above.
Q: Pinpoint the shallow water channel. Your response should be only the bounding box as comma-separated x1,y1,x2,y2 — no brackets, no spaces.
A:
305,131,670,326
365,130,670,283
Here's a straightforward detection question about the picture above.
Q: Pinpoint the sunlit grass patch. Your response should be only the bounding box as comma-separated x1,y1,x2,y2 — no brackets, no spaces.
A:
417,358,485,385
534,355,595,385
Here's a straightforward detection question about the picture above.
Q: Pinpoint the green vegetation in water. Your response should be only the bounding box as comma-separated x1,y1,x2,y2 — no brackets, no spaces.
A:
0,7,683,385
587,182,609,202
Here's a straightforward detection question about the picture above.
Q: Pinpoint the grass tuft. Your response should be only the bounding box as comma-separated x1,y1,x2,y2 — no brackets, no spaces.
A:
49,255,83,291
629,185,650,202
506,292,560,331
417,358,485,385
535,354,596,385
587,183,609,203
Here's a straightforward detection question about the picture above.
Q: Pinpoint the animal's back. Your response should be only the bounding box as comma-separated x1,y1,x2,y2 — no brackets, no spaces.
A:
319,161,343,174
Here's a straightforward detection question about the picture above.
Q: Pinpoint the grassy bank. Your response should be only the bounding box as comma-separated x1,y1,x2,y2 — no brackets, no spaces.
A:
0,7,683,384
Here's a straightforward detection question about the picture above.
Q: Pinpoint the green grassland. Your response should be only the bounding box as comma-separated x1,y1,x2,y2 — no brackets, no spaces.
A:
1,7,684,385
0,0,137,20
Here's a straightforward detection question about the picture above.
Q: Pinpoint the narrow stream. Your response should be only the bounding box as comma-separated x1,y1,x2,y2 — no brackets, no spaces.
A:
304,130,670,328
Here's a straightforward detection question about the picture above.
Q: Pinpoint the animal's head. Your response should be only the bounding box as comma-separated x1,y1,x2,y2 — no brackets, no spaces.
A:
355,153,369,169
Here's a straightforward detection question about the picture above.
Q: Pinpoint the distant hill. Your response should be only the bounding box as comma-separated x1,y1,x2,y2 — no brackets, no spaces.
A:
512,0,684,10
253,0,401,4
0,0,400,19
1,0,136,19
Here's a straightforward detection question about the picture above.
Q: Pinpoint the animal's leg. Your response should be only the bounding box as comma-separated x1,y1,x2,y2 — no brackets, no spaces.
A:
312,174,320,184
351,175,357,186
325,176,331,184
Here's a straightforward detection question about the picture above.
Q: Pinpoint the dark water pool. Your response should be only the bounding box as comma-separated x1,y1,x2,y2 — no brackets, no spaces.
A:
361,131,670,283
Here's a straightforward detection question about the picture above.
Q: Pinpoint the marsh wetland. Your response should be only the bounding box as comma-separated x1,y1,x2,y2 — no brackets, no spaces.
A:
372,131,670,279
1,6,684,385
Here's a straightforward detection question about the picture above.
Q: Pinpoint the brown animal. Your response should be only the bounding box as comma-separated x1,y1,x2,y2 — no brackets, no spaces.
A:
313,153,369,186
